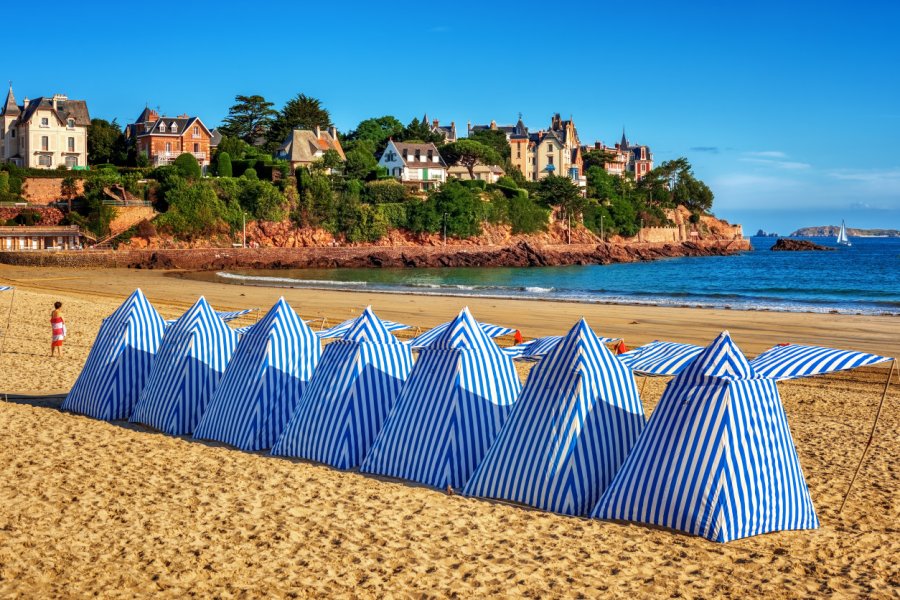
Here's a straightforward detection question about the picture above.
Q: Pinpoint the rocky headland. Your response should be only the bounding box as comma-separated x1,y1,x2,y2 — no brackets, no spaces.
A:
771,239,834,251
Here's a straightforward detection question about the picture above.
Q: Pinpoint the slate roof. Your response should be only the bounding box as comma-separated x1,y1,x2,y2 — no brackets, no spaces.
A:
390,141,446,168
14,96,90,126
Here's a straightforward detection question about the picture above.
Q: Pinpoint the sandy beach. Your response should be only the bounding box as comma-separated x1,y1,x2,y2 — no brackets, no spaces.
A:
0,264,897,597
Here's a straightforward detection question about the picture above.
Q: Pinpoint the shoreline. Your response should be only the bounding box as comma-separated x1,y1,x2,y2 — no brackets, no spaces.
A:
2,265,897,358
178,269,900,317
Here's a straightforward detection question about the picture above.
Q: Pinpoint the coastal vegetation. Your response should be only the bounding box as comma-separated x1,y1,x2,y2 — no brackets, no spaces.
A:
1,92,721,246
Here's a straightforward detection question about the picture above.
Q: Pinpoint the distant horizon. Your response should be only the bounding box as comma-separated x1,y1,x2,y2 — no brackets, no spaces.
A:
2,0,897,234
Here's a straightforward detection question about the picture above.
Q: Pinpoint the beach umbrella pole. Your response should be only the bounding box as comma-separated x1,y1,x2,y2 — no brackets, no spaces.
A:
839,359,896,513
0,288,14,399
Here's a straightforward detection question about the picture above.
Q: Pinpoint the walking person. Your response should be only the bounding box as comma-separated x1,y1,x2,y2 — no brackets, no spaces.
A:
50,301,66,357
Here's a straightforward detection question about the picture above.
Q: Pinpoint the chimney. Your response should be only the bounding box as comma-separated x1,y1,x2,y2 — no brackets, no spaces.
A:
178,113,188,119
595,142,602,150
147,109,159,123
22,97,29,110
490,119,497,129
329,126,338,139
433,119,439,128
51,93,67,111
315,125,321,138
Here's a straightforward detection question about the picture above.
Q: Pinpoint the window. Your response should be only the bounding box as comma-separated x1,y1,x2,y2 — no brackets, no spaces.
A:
11,130,15,138
41,136,49,151
68,137,75,152
40,117,49,127
165,142,171,153
548,155,554,165
67,119,75,129
170,122,178,133
193,126,199,137
159,122,166,132
38,154,52,166
516,146,521,158
65,155,78,168
193,143,199,153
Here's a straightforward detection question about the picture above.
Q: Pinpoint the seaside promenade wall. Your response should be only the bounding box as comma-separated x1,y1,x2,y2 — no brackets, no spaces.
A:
0,239,751,270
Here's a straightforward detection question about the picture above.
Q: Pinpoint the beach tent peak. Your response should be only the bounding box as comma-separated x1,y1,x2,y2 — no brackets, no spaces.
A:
430,306,498,351
342,306,399,344
684,330,754,379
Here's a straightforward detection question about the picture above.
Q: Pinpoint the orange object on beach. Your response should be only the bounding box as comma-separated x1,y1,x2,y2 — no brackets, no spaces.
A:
513,329,523,345
615,340,628,355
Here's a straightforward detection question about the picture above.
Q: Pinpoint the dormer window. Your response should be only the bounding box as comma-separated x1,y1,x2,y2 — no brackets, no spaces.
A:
170,122,178,133
159,122,166,133
67,118,75,129
40,117,49,128
414,150,421,161
427,150,433,161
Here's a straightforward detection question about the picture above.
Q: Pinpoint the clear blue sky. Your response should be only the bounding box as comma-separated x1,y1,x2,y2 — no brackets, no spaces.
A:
5,0,898,234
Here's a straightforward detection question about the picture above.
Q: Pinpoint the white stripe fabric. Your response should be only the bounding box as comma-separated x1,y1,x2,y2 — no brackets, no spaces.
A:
0,285,13,291
592,331,819,542
361,307,522,489
164,308,253,326
130,297,239,435
193,298,321,450
464,319,646,516
749,344,892,381
272,307,413,469
408,321,516,349
617,340,704,376
316,315,410,339
503,334,620,361
62,289,166,420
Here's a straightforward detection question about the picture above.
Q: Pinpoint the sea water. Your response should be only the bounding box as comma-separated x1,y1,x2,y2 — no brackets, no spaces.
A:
206,237,900,316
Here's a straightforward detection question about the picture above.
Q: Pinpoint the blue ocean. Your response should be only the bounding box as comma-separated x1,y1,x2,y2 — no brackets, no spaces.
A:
211,237,900,316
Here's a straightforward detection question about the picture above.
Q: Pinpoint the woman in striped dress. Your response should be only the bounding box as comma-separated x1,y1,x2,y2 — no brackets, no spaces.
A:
50,301,66,357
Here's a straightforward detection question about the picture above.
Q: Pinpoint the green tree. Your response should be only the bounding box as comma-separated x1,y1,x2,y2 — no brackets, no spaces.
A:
441,140,501,179
215,135,252,160
267,93,333,150
0,171,9,194
468,129,511,159
242,167,258,180
343,116,404,153
343,146,378,180
219,95,277,144
87,118,127,165
216,151,232,177
397,117,445,145
582,148,619,172
173,153,201,180
61,175,79,212
407,180,483,238
535,174,585,222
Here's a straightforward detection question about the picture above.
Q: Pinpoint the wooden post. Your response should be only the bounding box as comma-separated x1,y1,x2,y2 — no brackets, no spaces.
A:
839,360,896,513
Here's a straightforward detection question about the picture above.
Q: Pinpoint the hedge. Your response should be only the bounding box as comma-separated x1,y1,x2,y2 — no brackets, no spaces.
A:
363,179,408,204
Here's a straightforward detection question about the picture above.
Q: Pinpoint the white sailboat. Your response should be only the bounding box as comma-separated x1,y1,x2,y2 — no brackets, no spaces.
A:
836,220,852,246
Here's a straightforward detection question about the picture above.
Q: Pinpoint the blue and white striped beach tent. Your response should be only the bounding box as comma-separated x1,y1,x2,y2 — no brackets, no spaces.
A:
361,307,522,489
408,320,516,349
464,319,646,515
62,289,166,420
164,308,254,327
193,297,321,450
0,285,13,291
271,306,414,469
503,333,621,361
130,297,239,435
749,343,891,380
592,331,819,542
617,340,704,376
316,315,410,339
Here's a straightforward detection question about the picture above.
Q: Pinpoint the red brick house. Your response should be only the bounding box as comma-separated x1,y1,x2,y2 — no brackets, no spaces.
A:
127,108,213,171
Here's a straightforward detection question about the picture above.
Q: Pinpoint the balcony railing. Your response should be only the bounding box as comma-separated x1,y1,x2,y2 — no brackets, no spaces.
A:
153,151,207,165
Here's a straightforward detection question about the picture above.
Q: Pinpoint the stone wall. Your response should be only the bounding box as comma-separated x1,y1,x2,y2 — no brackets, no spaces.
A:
21,178,85,204
109,206,157,236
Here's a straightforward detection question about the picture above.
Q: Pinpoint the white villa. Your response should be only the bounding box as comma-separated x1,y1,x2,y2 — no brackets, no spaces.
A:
377,140,447,192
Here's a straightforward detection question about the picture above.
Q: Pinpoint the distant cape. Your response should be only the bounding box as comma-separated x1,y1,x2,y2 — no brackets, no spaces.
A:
790,226,900,238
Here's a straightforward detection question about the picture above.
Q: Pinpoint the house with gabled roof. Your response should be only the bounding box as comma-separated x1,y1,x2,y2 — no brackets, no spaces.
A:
0,86,90,169
126,107,213,170
377,140,447,192
276,126,345,171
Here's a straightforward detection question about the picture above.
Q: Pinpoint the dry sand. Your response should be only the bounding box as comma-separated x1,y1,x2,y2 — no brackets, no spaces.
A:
0,265,898,597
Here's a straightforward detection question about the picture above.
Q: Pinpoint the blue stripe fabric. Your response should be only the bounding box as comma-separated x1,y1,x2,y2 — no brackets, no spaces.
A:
464,319,646,516
0,285,13,291
749,344,892,381
271,307,413,469
62,289,166,420
193,298,321,450
316,315,410,339
360,307,522,489
130,296,239,435
408,321,516,349
592,331,819,542
164,308,253,326
617,340,704,376
503,333,620,361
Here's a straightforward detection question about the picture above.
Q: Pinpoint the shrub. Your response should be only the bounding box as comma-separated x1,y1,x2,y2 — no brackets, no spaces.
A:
172,153,201,180
363,179,408,204
0,172,8,194
217,151,232,177
243,168,258,180
375,202,407,229
507,195,549,234
458,179,487,191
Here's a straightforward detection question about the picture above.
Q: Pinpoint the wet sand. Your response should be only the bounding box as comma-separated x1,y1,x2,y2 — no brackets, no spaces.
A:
0,265,897,597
